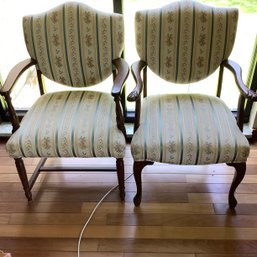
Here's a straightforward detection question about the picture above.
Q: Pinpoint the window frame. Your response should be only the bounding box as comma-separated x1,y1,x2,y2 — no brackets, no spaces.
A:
244,36,257,123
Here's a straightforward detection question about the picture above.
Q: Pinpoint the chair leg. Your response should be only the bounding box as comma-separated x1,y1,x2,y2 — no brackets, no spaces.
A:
227,162,246,209
133,161,153,206
116,158,125,201
15,158,32,201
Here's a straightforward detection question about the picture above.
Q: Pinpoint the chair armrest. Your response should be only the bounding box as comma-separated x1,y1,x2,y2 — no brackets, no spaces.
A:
223,59,257,101
111,58,130,97
127,60,146,102
0,58,36,133
0,58,36,95
111,58,129,137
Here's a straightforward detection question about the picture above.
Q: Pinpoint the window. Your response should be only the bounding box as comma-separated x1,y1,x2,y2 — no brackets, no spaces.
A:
0,0,256,125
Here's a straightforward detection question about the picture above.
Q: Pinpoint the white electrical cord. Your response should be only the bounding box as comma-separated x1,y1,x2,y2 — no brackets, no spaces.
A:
77,173,133,257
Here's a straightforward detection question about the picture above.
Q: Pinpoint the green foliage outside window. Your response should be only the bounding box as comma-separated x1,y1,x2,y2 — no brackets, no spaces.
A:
200,0,257,13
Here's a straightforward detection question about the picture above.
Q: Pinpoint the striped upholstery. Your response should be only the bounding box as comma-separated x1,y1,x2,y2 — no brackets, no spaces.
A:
23,2,124,87
131,94,249,164
6,3,127,159
6,91,125,158
135,0,238,83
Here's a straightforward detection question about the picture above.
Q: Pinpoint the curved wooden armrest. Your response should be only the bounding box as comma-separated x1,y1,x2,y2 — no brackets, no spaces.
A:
223,59,257,101
127,60,146,102
0,58,36,133
111,58,130,97
0,58,37,95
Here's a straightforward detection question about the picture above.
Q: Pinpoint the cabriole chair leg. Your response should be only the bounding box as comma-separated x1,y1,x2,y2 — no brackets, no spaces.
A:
133,161,153,206
15,158,32,201
227,162,246,209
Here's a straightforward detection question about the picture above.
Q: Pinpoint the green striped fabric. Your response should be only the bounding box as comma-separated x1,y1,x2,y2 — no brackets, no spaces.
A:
131,94,249,164
23,2,124,87
6,91,125,158
135,0,238,83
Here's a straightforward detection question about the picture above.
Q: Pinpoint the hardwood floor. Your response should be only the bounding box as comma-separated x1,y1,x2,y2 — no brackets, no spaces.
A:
1,138,257,256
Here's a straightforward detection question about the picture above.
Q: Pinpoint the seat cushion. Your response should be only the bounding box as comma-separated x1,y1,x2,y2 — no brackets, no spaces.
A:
131,94,249,164
6,91,126,158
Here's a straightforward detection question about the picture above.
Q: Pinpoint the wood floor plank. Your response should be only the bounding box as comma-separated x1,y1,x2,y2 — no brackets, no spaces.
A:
2,238,257,255
186,174,257,184
10,211,257,227
0,174,44,183
81,202,215,214
0,238,98,251
98,239,257,253
106,213,257,227
7,252,124,257
125,254,194,257
0,202,82,213
9,213,107,225
4,224,257,240
0,156,34,166
139,164,234,174
125,182,231,193
196,255,257,257
214,204,257,215
243,164,257,174
0,224,86,238
0,214,10,224
40,172,124,183
188,193,257,204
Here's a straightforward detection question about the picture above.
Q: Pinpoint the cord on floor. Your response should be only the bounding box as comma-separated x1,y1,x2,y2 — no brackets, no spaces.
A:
77,173,133,257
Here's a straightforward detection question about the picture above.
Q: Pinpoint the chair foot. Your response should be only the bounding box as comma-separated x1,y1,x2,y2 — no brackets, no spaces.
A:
227,162,246,209
15,158,32,201
116,158,125,201
25,191,33,201
120,192,125,201
133,194,141,206
133,161,153,206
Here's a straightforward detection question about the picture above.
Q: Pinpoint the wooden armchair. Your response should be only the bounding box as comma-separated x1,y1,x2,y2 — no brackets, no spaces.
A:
0,2,129,201
128,0,257,208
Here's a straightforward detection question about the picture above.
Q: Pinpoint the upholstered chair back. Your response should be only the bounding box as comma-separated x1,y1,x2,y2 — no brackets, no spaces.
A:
23,2,124,87
135,0,238,83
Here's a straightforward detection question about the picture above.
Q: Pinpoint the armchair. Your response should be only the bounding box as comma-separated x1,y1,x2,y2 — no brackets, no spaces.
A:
0,2,129,201
128,0,257,208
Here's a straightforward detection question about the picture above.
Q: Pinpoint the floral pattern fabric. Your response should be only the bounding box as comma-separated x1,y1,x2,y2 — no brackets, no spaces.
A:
135,0,238,83
23,2,124,87
131,94,249,164
6,91,125,158
8,3,127,159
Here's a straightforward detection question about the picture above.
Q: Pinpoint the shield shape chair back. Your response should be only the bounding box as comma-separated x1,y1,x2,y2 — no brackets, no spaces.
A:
128,0,257,208
0,2,129,201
